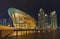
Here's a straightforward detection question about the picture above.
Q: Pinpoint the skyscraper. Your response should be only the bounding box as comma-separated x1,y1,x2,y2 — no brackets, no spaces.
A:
50,11,57,28
38,8,45,28
38,13,40,27
2,19,7,26
45,14,49,28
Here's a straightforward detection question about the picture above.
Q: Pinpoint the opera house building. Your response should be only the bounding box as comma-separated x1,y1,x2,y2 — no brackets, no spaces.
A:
8,8,36,29
0,8,37,39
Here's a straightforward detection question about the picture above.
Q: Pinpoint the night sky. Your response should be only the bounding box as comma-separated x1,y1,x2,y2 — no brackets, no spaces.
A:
0,0,60,26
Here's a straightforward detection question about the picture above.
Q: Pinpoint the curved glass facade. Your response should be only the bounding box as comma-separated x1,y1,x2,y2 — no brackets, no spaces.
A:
8,8,36,29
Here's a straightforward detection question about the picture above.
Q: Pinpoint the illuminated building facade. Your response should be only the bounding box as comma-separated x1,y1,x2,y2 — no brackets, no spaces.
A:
38,13,40,27
38,8,45,28
2,19,7,26
45,14,49,28
0,19,8,26
8,8,57,29
38,8,57,28
50,11,57,28
8,8,36,29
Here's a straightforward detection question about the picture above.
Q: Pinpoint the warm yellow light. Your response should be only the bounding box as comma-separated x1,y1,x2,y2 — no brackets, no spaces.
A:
15,13,19,17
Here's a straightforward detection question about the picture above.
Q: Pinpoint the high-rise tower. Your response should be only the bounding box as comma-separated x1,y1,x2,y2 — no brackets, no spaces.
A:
50,11,57,28
45,14,49,28
38,8,45,28
38,13,40,27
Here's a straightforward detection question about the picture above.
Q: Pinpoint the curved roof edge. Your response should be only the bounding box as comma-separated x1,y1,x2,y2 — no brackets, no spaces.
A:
8,8,37,23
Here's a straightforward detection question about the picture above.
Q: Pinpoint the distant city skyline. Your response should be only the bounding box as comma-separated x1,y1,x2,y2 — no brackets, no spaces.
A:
0,0,60,26
38,8,57,28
